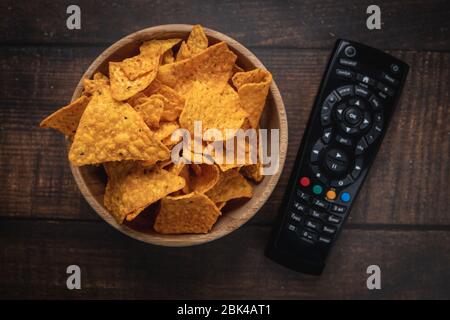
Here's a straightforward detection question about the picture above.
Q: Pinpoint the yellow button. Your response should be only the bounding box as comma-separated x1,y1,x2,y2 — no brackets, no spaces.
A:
326,190,337,200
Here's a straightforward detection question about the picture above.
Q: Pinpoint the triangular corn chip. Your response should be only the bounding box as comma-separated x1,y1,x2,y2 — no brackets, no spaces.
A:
139,38,182,56
206,169,253,203
157,42,237,97
69,87,170,166
133,94,166,129
175,41,191,61
186,24,208,55
40,95,90,136
190,164,220,193
154,193,220,234
83,72,109,95
143,80,185,121
104,163,185,223
232,68,272,128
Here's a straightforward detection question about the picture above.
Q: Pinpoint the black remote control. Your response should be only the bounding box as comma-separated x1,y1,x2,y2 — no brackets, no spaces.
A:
265,39,409,275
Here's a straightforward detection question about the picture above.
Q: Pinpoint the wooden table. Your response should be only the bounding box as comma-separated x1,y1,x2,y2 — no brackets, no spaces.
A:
1,0,449,299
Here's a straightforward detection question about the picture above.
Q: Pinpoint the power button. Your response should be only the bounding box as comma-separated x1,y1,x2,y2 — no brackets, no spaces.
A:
344,46,356,58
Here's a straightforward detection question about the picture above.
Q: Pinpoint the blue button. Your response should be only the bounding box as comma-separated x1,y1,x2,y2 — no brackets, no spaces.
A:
340,192,351,202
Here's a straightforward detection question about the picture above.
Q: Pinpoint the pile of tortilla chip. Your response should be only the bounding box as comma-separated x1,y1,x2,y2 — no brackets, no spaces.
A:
40,25,273,234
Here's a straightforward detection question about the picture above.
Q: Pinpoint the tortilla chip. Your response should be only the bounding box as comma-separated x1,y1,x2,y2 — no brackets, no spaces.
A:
232,68,272,128
176,41,191,61
40,95,90,136
212,137,257,172
68,87,170,166
126,92,147,107
139,38,182,56
104,164,185,223
154,121,180,141
143,80,185,121
157,42,237,97
162,49,175,64
206,169,253,203
154,193,221,234
190,163,202,176
179,82,248,140
241,162,264,183
83,72,110,95
109,62,157,101
179,165,191,194
190,164,220,193
186,24,208,55
216,202,226,210
133,94,166,129
232,64,244,75
118,51,160,81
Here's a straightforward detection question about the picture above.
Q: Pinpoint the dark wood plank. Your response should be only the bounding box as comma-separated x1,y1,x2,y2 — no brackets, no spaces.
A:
1,0,449,51
1,46,449,224
0,220,449,299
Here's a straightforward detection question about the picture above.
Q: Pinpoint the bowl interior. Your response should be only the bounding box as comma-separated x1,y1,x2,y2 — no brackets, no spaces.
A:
70,25,288,246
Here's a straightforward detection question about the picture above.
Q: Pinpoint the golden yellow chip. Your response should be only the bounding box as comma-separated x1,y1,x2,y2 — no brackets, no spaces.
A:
157,42,237,97
109,61,157,101
154,121,180,141
175,41,191,61
143,80,185,121
206,169,253,203
83,72,109,95
179,165,191,194
232,64,244,75
179,82,248,141
241,162,264,183
216,202,226,210
190,164,220,193
139,38,182,56
154,193,221,234
232,68,272,128
190,163,202,176
133,94,166,129
40,95,90,136
186,24,208,55
212,138,257,172
68,87,170,166
162,49,175,64
126,92,147,107
104,164,185,223
118,52,160,81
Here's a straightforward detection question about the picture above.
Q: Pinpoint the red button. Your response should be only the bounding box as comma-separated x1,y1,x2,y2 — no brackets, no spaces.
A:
299,177,310,187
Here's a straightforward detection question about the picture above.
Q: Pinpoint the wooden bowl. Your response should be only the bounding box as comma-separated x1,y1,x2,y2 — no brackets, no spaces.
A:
69,24,288,246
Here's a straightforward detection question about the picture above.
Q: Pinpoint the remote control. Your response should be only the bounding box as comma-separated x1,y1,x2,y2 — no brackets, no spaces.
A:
265,39,409,275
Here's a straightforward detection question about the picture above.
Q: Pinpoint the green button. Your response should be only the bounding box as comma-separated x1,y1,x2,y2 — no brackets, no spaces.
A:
313,185,323,195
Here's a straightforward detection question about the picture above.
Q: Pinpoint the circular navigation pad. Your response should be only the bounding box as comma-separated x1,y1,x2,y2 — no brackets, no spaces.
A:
324,148,349,175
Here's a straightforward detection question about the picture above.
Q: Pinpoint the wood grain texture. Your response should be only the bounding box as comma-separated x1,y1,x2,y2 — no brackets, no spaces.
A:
1,47,448,225
1,0,449,51
1,220,449,299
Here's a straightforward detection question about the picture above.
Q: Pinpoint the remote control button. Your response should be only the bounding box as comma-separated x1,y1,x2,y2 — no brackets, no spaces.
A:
355,86,370,98
326,158,347,174
321,112,332,126
382,72,399,86
312,198,330,210
374,112,384,125
299,176,310,187
287,224,297,232
330,175,353,188
336,85,354,97
344,106,363,126
359,112,372,131
369,95,382,110
292,201,309,214
344,45,356,58
335,103,346,120
340,123,359,135
335,134,352,146
299,229,318,244
336,68,354,79
322,127,333,144
327,148,349,162
326,190,337,200
330,204,347,214
305,219,322,232
339,58,357,67
355,137,368,155
349,97,365,109
310,165,328,184
323,225,337,235
318,236,332,244
377,82,395,96
390,63,400,74
365,124,383,144
310,209,326,220
310,139,325,163
296,189,311,202
290,212,302,223
340,192,351,202
378,91,388,99
324,91,340,106
327,215,341,224
356,73,376,86
312,185,323,195
351,157,364,180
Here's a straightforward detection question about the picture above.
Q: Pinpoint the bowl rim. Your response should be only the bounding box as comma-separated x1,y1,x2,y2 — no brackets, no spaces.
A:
68,24,288,247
